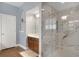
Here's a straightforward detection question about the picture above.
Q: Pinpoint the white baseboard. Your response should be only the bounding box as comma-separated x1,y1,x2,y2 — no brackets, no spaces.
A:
16,44,28,50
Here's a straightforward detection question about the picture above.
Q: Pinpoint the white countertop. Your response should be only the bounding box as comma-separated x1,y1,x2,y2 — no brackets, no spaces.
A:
28,34,39,38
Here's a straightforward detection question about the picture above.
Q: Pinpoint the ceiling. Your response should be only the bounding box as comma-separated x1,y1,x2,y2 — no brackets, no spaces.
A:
4,2,24,7
47,2,79,11
3,2,79,11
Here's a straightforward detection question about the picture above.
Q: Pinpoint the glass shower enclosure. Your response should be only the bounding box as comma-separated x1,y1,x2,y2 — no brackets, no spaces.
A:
41,2,79,57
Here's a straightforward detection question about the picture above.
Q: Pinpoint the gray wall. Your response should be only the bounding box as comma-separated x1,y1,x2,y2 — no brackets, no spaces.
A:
0,2,22,44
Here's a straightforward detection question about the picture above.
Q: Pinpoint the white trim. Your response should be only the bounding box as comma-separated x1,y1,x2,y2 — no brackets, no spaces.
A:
16,44,28,50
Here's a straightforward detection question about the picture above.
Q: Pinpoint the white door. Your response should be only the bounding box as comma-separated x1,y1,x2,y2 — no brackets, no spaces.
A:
1,14,7,49
0,15,2,50
2,14,16,49
6,15,16,48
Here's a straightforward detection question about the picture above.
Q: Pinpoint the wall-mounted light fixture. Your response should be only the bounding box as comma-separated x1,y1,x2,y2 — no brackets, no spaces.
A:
21,18,24,22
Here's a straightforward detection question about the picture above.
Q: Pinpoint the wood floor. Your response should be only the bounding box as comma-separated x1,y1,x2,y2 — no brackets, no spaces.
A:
0,47,24,57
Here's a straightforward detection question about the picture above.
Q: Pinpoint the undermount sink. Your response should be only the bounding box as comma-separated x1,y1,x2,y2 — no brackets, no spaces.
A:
28,34,39,38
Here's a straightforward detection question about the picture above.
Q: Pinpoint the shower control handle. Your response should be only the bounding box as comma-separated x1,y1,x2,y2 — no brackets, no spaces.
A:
63,34,68,39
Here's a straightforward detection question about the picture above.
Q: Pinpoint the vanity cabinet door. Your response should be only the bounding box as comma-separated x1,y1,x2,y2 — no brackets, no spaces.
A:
33,38,39,53
28,37,34,50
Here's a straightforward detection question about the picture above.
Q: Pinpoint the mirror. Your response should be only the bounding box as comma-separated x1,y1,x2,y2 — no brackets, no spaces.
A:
26,7,40,35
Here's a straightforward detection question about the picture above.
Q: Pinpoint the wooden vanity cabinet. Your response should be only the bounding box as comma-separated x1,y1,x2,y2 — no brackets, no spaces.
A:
28,36,39,53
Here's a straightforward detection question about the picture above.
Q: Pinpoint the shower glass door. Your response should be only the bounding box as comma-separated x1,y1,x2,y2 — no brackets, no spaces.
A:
59,6,79,56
